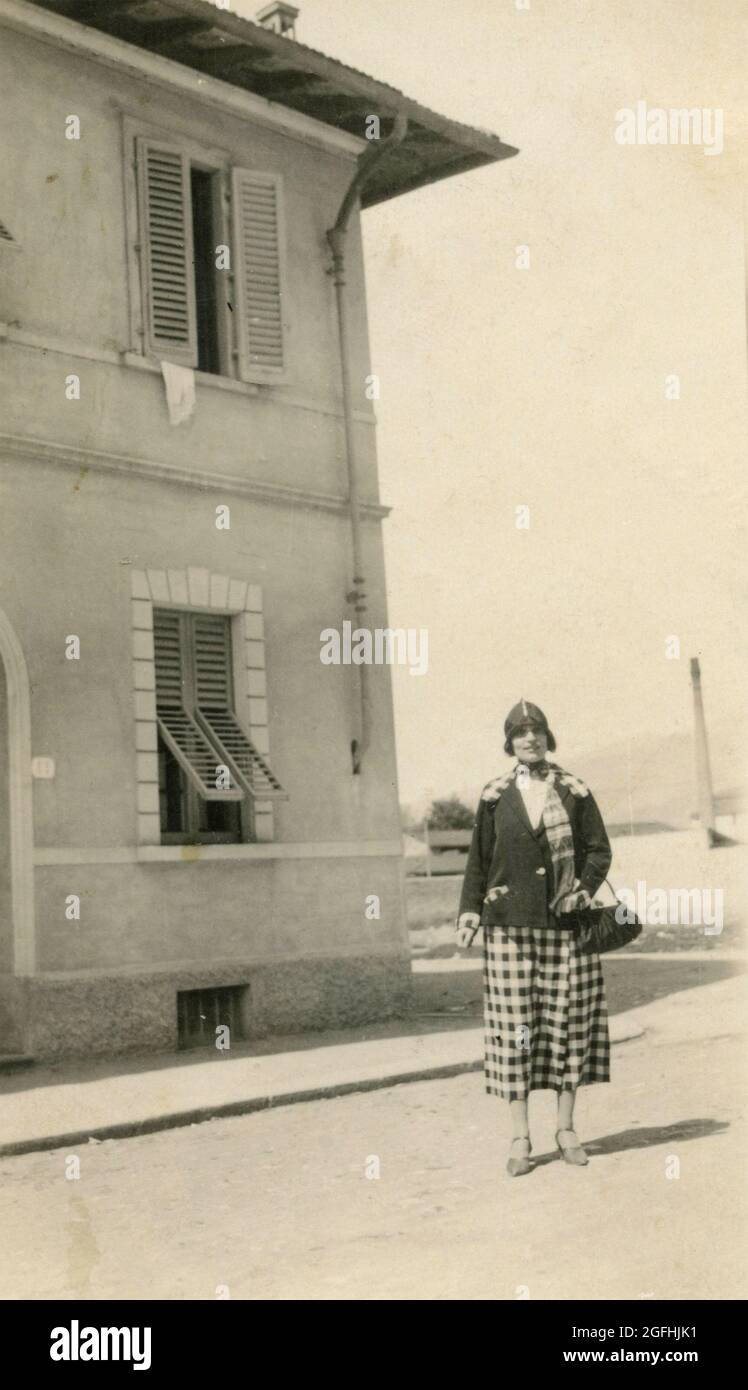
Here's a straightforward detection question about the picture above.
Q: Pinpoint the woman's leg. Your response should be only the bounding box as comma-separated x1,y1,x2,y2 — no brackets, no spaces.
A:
509,1097,530,1139
556,1086,588,1163
506,1096,532,1175
557,1085,576,1132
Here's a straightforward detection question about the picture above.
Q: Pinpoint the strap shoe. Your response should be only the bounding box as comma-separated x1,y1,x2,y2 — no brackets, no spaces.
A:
506,1135,533,1177
555,1128,589,1166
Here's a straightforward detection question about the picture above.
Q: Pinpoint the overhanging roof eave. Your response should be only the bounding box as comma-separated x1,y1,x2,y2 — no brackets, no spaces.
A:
361,146,519,210
20,0,520,203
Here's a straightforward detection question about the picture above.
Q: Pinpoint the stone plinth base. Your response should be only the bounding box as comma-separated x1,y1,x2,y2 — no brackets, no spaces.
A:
0,953,413,1061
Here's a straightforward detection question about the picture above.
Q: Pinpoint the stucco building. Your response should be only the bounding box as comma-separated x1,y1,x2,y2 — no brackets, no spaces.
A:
0,0,516,1059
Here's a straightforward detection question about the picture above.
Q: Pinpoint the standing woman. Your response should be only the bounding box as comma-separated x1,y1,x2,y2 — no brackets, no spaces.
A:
456,701,613,1176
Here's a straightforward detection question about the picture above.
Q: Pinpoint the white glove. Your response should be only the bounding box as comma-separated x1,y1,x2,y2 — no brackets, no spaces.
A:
455,911,480,948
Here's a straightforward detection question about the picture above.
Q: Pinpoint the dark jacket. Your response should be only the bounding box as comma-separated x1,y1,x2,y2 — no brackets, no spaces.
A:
457,766,612,929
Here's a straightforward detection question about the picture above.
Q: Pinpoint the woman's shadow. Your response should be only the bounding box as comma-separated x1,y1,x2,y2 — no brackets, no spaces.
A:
530,1117,729,1168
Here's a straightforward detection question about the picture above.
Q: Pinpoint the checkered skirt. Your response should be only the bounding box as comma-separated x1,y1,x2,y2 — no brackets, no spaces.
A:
482,922,610,1100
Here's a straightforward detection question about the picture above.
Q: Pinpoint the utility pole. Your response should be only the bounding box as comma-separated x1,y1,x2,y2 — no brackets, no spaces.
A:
625,735,635,837
690,657,717,847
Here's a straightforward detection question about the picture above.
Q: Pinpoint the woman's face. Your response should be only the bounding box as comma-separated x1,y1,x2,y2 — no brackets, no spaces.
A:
511,722,548,763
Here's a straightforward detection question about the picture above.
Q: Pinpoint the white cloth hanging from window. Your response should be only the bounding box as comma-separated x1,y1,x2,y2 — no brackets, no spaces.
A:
160,360,195,426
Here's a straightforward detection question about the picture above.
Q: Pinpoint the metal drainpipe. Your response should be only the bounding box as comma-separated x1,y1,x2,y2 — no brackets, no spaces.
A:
327,111,408,772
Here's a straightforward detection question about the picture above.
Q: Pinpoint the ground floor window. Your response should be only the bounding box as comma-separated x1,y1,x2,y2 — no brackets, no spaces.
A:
153,606,282,844
157,734,243,843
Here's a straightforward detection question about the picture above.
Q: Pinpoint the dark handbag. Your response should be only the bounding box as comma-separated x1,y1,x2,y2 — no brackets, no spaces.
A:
571,879,643,955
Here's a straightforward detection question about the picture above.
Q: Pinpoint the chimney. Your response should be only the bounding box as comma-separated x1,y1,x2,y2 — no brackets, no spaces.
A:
255,3,299,39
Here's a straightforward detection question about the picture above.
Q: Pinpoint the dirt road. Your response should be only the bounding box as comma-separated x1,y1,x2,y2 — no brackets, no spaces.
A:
0,988,743,1300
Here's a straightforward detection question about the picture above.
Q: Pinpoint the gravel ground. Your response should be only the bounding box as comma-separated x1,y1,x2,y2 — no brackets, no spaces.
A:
0,990,744,1301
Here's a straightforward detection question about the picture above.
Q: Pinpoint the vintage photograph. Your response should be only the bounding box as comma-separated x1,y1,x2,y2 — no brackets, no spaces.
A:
0,0,746,1327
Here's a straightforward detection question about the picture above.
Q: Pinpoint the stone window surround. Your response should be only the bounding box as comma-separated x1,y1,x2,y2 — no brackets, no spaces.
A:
131,567,274,845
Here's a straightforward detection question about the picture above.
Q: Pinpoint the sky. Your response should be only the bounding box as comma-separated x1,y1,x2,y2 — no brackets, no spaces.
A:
234,0,748,808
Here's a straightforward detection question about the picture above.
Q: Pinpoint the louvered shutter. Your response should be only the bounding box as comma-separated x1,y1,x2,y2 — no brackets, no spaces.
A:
154,610,242,802
193,613,232,709
137,138,198,366
193,612,287,802
232,168,287,382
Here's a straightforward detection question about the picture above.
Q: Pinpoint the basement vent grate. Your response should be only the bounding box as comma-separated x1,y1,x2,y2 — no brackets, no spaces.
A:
177,985,247,1050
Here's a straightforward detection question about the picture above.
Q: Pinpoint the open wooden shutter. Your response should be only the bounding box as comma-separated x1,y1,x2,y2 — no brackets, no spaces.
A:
136,138,198,366
232,168,287,382
154,610,242,801
192,612,233,709
193,612,287,802
198,708,287,801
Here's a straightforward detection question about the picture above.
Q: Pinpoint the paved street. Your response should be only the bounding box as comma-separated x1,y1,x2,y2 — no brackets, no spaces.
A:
0,981,744,1300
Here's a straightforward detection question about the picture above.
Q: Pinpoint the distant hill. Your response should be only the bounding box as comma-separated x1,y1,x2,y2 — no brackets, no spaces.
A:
572,714,746,830
402,711,746,832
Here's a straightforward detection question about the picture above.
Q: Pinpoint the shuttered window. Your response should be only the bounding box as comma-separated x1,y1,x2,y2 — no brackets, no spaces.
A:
153,609,285,841
192,613,286,802
136,138,198,366
154,610,241,802
232,168,287,382
131,126,289,383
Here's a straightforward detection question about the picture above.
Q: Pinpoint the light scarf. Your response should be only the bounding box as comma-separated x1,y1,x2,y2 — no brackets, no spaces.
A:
517,763,576,913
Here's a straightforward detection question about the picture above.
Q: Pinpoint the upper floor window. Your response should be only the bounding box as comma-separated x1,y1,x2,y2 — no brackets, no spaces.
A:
129,125,288,384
